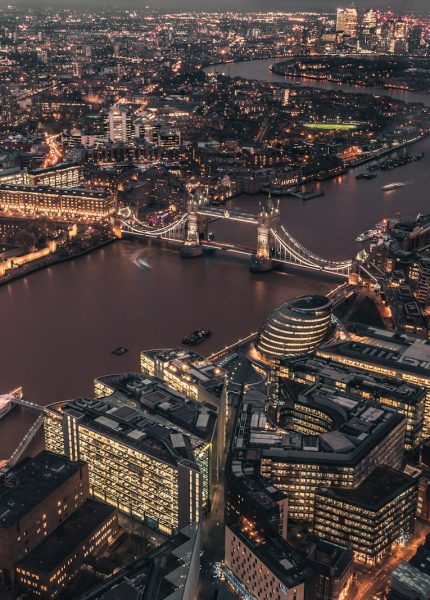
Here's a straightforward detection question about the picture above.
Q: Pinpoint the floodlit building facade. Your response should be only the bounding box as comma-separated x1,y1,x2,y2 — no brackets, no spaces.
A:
44,373,218,536
0,184,116,222
314,466,417,567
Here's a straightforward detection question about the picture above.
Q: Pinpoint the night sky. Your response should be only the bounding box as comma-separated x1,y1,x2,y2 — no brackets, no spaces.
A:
1,0,428,12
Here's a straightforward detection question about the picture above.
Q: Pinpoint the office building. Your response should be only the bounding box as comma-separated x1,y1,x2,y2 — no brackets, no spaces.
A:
23,163,81,188
314,466,417,566
158,127,181,149
306,540,353,600
336,7,358,38
0,451,88,588
225,517,306,600
15,500,117,599
0,184,116,222
108,106,132,143
230,383,405,521
45,372,218,535
279,356,425,450
140,348,227,475
318,326,430,437
417,257,430,307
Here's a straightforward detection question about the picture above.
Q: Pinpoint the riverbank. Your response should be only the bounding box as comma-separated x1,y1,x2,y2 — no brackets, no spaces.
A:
204,58,430,107
270,59,430,96
0,237,116,287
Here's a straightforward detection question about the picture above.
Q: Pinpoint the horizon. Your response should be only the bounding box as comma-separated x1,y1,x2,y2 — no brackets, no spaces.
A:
1,1,429,13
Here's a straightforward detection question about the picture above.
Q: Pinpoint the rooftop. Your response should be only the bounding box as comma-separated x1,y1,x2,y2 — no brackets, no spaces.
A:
228,520,306,589
0,452,86,529
319,325,430,378
17,499,116,574
0,184,111,199
232,385,404,467
52,373,217,468
317,465,416,511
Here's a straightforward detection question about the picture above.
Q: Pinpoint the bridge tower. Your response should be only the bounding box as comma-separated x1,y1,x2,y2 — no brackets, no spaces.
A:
250,196,280,272
181,189,205,258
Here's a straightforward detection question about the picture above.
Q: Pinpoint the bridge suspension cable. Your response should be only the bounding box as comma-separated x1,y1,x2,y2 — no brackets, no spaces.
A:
119,213,188,238
271,225,352,275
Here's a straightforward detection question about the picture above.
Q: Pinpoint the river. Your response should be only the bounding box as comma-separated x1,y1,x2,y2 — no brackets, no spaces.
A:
1,58,430,459
206,58,430,106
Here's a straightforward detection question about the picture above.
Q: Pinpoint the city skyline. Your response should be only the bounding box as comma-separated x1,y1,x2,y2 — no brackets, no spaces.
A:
1,0,429,11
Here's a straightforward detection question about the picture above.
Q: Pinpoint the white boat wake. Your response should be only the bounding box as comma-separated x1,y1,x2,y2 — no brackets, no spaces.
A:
132,251,155,270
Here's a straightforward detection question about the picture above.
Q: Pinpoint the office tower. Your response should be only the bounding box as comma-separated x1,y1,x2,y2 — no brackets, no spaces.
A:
314,466,417,567
408,26,423,54
417,258,430,307
318,327,430,437
362,9,377,30
45,372,218,536
108,106,132,143
336,7,358,38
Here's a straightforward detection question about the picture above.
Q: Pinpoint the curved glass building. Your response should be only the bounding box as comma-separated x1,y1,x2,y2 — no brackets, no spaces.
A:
256,295,334,362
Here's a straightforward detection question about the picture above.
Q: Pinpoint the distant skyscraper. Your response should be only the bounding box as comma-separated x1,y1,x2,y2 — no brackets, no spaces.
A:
362,9,377,31
408,25,422,54
336,6,358,38
108,106,132,143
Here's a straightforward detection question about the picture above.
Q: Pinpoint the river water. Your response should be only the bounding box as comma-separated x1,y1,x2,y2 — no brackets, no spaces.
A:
1,58,430,459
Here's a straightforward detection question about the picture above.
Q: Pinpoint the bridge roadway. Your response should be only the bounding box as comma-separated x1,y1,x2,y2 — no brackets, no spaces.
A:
119,204,353,278
196,205,258,224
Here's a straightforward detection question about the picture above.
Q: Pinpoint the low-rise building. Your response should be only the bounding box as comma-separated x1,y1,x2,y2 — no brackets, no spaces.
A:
0,184,116,222
15,499,117,599
0,451,88,588
225,517,306,600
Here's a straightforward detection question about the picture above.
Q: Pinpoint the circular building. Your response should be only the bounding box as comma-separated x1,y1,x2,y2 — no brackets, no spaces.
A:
256,295,334,363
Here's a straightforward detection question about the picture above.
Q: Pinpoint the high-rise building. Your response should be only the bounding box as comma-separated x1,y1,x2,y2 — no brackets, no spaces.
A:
45,372,218,536
318,326,430,437
417,258,430,307
336,7,358,38
408,25,423,54
362,9,377,30
228,384,405,522
108,106,132,143
314,466,418,567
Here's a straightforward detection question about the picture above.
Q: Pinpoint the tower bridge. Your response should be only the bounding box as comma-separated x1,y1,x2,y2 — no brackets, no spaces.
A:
117,193,353,278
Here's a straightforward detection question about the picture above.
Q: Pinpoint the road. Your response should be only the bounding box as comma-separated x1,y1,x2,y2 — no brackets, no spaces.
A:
350,522,430,600
44,133,62,166
198,353,258,600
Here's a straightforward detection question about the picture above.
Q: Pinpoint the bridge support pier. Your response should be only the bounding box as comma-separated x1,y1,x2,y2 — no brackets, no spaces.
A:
181,192,204,258
250,198,279,272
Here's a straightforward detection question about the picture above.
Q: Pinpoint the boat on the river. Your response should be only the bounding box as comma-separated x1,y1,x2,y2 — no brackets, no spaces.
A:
111,347,129,356
356,172,377,180
382,182,407,191
356,229,377,242
182,330,211,346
